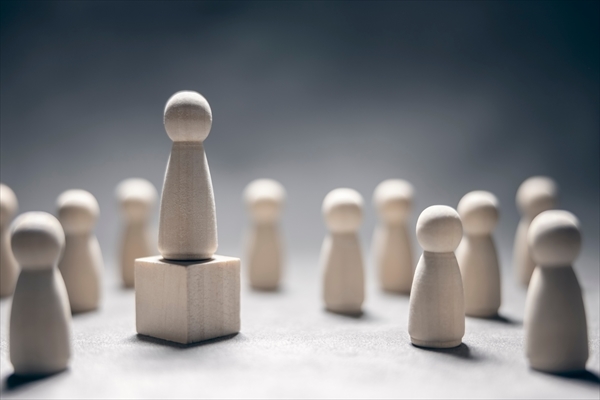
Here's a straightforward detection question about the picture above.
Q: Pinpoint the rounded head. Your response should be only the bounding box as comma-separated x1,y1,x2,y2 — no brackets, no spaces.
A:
373,179,414,224
322,188,363,233
528,210,581,267
164,91,212,142
457,190,499,235
116,178,157,222
416,205,463,252
516,176,558,218
56,189,99,234
243,179,286,224
11,212,65,270
0,183,18,226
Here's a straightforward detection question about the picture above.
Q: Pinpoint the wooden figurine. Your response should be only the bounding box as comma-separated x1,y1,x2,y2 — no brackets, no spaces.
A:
409,205,464,348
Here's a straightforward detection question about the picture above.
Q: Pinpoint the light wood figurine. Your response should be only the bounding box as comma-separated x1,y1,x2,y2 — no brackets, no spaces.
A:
525,210,588,373
321,188,365,315
135,91,240,345
409,205,464,348
57,189,103,313
456,190,501,318
372,179,414,294
116,178,157,288
0,183,19,297
244,179,285,291
9,212,71,375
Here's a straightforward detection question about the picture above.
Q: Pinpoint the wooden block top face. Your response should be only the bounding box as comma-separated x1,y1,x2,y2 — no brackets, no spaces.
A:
136,255,240,268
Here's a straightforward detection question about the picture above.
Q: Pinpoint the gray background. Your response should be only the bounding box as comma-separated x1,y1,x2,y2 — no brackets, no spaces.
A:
0,1,598,398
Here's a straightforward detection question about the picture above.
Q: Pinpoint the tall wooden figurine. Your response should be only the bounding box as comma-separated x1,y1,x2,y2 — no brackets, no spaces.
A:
135,91,240,344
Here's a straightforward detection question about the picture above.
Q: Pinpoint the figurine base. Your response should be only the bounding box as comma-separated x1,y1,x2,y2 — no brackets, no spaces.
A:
410,337,462,349
135,255,240,344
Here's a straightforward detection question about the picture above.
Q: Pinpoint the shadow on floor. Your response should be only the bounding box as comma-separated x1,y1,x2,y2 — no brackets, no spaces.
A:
414,343,479,360
3,370,66,392
552,370,600,385
482,313,522,325
380,290,411,299
326,309,364,319
133,332,239,349
71,309,101,318
250,286,287,295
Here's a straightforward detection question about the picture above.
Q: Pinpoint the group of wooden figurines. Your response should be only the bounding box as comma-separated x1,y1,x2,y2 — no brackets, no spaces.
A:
0,179,158,375
0,91,590,379
249,174,589,375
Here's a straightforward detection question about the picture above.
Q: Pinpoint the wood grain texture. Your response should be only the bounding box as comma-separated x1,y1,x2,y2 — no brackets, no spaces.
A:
409,252,465,348
158,91,217,261
409,205,464,348
135,255,240,344
158,142,217,260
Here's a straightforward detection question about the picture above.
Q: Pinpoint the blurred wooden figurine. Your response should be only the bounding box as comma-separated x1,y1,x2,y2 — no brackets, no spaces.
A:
57,189,103,313
0,183,19,297
514,176,558,286
321,188,365,315
116,178,157,288
456,191,501,317
244,179,285,291
372,179,414,294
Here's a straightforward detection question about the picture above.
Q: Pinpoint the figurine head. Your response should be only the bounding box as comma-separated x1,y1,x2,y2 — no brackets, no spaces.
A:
0,183,18,227
373,179,414,224
416,205,463,252
116,178,157,223
11,212,65,270
164,91,212,142
244,179,286,224
516,176,558,219
528,210,581,267
457,190,499,236
323,188,363,234
57,189,99,235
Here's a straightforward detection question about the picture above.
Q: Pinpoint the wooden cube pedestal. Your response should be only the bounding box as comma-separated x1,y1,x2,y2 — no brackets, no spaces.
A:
135,255,240,344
